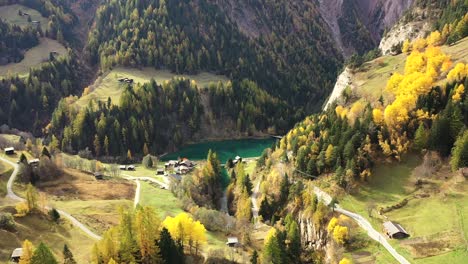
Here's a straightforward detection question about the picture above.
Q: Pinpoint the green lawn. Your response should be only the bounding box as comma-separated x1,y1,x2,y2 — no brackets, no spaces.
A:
340,154,420,219
0,4,48,30
138,182,229,254
139,182,184,218
74,67,229,108
0,38,67,77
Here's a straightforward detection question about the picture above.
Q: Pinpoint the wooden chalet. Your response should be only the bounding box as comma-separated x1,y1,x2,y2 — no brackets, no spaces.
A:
94,172,104,180
28,158,40,167
383,221,409,239
226,237,239,247
4,147,15,155
10,248,23,263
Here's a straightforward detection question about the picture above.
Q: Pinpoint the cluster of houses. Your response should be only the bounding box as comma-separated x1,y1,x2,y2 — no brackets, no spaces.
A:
118,77,134,84
164,159,196,175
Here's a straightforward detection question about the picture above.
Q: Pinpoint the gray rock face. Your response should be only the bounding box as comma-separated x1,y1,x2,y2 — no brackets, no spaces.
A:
318,0,414,56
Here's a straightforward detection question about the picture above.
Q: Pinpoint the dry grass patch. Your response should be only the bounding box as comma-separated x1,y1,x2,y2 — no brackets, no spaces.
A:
401,231,464,259
37,168,135,201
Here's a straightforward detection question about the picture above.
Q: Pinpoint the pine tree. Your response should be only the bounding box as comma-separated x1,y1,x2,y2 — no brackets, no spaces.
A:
158,227,184,264
104,136,110,156
286,221,301,263
414,123,428,151
250,250,258,264
19,153,28,164
41,147,51,158
279,174,289,205
262,228,286,264
143,143,150,156
30,242,58,264
451,130,468,171
63,244,77,264
142,155,153,168
25,184,38,211
93,135,101,157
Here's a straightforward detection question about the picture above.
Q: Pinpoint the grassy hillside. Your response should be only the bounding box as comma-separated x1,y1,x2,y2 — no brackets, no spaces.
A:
338,154,468,263
0,38,67,77
73,67,228,108
0,4,48,30
0,161,96,263
0,206,95,263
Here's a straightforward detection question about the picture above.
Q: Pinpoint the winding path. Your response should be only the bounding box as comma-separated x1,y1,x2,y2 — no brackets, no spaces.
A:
122,174,169,189
251,180,261,220
1,156,102,240
313,186,411,264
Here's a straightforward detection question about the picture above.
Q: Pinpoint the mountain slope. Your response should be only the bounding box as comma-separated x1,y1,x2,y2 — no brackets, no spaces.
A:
318,0,414,56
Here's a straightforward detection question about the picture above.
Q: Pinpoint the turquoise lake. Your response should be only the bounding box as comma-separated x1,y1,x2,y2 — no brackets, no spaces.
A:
161,138,276,163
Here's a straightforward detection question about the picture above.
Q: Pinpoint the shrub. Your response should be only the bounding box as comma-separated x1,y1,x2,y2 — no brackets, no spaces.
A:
142,154,154,168
49,208,60,223
0,213,16,231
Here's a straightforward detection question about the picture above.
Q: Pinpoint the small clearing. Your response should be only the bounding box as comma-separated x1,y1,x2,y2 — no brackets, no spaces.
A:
74,67,229,108
0,4,47,30
0,38,67,77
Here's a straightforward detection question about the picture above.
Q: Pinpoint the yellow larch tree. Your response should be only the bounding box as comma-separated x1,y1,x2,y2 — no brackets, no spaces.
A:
452,84,465,102
332,225,349,245
412,38,427,51
427,30,442,46
447,63,467,83
372,108,384,125
19,240,34,264
402,39,411,53
162,213,207,255
339,258,353,264
134,206,161,261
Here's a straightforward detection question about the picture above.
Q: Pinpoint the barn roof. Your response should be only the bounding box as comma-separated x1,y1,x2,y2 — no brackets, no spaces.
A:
11,248,23,258
383,221,409,236
226,237,239,244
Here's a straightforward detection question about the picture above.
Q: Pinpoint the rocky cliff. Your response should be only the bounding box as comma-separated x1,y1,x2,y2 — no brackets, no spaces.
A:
318,0,414,56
